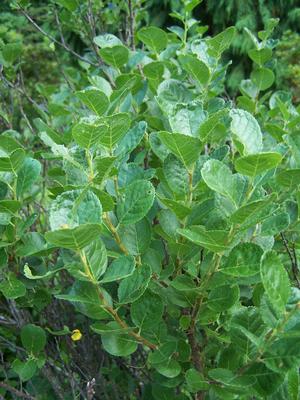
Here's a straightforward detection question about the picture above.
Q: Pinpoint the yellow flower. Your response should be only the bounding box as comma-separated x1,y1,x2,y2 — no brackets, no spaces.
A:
71,329,82,341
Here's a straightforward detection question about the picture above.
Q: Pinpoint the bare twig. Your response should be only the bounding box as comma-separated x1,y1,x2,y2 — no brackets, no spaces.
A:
128,0,135,50
280,232,300,288
0,382,36,400
17,4,98,66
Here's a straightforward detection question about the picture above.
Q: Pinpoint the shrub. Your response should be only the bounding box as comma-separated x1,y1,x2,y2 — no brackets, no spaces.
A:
1,2,300,399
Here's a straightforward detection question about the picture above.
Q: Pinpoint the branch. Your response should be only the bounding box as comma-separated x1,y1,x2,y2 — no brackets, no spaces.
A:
0,382,36,400
128,0,135,50
17,4,99,66
280,232,300,288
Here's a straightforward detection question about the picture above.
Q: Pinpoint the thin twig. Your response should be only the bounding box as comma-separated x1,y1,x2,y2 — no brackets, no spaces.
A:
280,232,300,288
17,4,98,66
128,0,135,50
0,382,36,400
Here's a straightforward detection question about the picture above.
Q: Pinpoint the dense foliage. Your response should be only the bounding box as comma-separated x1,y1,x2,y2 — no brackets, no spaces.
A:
1,1,300,399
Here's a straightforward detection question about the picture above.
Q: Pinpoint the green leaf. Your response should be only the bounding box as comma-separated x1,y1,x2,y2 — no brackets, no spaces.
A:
230,195,275,229
230,307,265,356
2,42,22,64
198,109,228,141
230,109,262,155
131,290,164,329
99,45,129,68
177,226,229,252
117,180,155,225
0,272,26,299
45,224,102,250
158,197,191,220
0,200,21,214
118,218,151,255
56,281,110,320
93,33,122,48
235,152,282,177
276,169,300,187
265,337,300,372
34,118,65,145
251,67,275,91
207,285,240,312
72,117,106,149
260,251,290,313
100,255,135,283
16,157,41,198
93,156,116,185
201,159,237,205
261,212,290,236
207,26,236,57
16,232,53,257
99,113,130,150
49,189,102,230
157,79,193,115
284,133,300,167
115,121,146,157
163,154,189,195
169,102,206,137
221,243,263,276
85,237,107,281
158,131,201,169
0,134,22,153
76,88,109,116
179,54,210,86
12,359,37,382
155,359,181,378
186,369,209,392
244,363,284,396
21,324,46,354
248,48,272,66
100,322,137,356
137,26,168,53
118,264,152,304
0,148,25,172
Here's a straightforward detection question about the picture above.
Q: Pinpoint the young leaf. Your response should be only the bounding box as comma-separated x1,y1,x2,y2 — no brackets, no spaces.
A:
207,26,236,57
